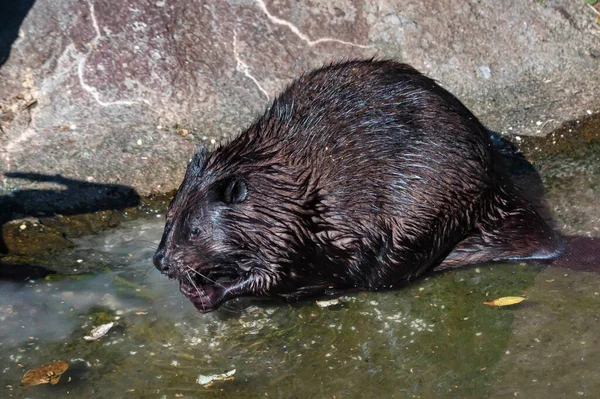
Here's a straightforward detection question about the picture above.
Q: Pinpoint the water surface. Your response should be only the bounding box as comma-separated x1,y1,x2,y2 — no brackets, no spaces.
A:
1,117,599,398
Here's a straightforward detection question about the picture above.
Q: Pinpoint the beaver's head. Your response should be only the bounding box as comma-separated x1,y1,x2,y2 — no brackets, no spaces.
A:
153,141,322,312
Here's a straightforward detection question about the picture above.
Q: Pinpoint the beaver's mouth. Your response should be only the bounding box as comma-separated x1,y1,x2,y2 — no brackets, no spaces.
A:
177,266,242,313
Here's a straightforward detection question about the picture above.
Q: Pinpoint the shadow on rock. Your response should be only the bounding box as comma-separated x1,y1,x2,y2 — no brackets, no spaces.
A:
0,172,141,278
0,0,36,66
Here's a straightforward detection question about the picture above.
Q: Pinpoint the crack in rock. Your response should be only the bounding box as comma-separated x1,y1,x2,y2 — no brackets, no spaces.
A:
2,125,36,176
3,1,152,176
233,30,270,100
255,0,372,49
77,0,150,107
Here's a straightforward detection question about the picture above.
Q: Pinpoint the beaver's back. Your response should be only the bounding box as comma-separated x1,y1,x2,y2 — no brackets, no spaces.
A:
214,60,500,284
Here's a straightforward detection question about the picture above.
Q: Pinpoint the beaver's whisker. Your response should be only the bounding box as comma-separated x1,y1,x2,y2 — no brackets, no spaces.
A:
186,272,207,312
140,264,157,283
183,265,227,289
127,244,155,250
185,272,203,295
139,239,160,244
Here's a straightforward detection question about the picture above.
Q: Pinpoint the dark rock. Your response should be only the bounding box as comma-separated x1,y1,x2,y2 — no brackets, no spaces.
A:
1,218,74,255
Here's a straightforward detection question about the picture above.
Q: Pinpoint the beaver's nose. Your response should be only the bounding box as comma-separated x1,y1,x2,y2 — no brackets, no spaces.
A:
153,250,169,273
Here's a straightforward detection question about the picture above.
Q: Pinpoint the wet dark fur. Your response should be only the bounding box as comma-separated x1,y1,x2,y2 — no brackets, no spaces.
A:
154,60,564,313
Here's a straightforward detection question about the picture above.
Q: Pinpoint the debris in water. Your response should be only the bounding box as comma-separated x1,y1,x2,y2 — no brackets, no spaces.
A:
21,361,69,386
316,299,339,308
84,322,115,341
197,369,236,386
483,297,526,307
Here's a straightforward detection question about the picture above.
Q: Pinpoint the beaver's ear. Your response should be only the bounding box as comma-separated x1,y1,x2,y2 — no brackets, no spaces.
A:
222,178,247,204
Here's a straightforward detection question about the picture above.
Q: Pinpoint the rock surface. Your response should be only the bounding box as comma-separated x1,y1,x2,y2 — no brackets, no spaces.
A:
1,0,599,195
1,218,73,255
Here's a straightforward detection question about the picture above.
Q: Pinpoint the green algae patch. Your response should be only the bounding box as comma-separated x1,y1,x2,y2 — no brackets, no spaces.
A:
44,273,93,281
488,267,600,397
84,307,119,327
113,275,156,300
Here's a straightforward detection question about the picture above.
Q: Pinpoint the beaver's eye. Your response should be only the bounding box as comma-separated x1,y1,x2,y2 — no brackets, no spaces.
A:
218,178,247,204
190,227,200,237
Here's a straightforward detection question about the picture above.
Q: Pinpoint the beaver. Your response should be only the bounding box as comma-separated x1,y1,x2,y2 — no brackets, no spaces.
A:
153,60,565,313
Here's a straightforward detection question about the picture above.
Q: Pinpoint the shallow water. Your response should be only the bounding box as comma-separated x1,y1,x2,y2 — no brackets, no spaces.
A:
1,120,599,398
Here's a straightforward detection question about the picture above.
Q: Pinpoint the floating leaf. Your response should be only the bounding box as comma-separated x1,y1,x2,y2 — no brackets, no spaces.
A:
21,361,69,386
483,296,526,307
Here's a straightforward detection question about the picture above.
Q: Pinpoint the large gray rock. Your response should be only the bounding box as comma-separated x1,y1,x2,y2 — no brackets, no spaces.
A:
1,0,599,195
